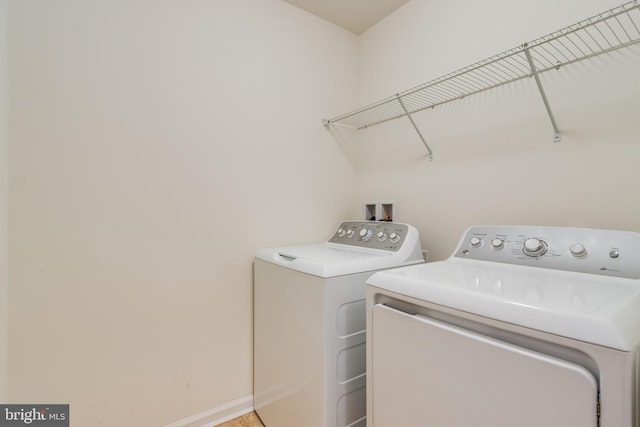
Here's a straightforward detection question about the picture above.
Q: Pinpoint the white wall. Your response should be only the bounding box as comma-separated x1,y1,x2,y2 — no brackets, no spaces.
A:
0,0,8,403
9,0,639,423
355,0,640,260
7,0,358,425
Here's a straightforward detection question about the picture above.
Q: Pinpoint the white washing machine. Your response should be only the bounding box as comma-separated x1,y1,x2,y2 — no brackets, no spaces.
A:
366,225,640,427
254,221,424,427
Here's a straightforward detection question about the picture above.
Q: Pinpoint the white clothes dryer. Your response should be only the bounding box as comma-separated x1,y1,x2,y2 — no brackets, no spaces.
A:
366,225,640,427
254,221,424,427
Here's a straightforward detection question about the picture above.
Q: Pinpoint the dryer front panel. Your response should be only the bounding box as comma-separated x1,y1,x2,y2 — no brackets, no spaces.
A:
370,303,598,427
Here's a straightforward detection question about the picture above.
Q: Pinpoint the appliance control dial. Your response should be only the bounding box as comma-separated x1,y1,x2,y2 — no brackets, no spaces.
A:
346,229,355,238
337,228,346,238
377,231,387,241
470,237,482,248
359,228,372,242
389,232,401,243
523,238,548,257
569,243,587,258
491,238,505,249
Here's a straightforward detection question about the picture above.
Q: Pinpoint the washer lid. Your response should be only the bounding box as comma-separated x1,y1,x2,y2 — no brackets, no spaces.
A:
255,243,422,278
367,259,640,351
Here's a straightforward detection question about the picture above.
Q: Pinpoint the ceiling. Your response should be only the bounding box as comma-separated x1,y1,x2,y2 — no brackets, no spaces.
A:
281,0,411,34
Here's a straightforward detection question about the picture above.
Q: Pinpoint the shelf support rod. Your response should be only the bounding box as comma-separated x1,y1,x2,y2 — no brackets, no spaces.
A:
524,44,561,143
396,94,433,160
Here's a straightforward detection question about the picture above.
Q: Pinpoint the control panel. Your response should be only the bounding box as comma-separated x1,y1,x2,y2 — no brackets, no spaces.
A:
454,225,640,279
328,221,410,252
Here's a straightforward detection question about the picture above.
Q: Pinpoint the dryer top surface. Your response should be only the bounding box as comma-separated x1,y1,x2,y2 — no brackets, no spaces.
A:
368,225,640,351
369,253,640,351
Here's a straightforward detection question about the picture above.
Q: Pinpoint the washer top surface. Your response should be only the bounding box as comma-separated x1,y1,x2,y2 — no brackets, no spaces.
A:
255,221,424,278
367,225,640,351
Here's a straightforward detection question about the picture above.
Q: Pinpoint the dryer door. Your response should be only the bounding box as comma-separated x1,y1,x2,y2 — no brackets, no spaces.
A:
371,304,598,427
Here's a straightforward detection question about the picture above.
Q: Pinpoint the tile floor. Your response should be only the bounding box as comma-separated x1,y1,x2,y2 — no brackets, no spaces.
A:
218,411,264,427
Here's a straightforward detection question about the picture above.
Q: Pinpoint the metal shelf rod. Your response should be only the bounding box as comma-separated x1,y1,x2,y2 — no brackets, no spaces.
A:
523,45,561,143
397,95,433,160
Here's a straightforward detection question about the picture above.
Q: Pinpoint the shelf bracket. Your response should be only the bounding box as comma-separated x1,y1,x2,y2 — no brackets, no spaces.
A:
396,95,434,160
524,44,562,143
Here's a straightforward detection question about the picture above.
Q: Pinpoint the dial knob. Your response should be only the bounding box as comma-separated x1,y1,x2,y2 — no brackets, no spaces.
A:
470,237,482,248
389,232,400,243
491,238,505,249
337,228,346,237
523,238,547,257
346,229,355,238
377,231,387,241
359,228,372,242
569,243,587,258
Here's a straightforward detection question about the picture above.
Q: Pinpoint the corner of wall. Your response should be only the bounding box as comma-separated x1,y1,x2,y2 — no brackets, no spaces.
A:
0,0,9,403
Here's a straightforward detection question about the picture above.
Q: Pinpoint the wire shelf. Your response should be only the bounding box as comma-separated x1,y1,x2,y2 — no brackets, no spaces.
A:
324,0,640,154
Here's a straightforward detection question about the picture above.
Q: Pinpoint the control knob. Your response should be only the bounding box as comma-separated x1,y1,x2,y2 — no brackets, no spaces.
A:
346,229,355,238
523,238,548,257
389,232,401,243
569,243,587,258
337,228,346,238
359,228,372,242
470,237,482,248
491,238,505,250
377,231,387,241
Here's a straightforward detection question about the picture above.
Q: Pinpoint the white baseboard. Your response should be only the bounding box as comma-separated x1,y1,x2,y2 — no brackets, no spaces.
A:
164,395,254,427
